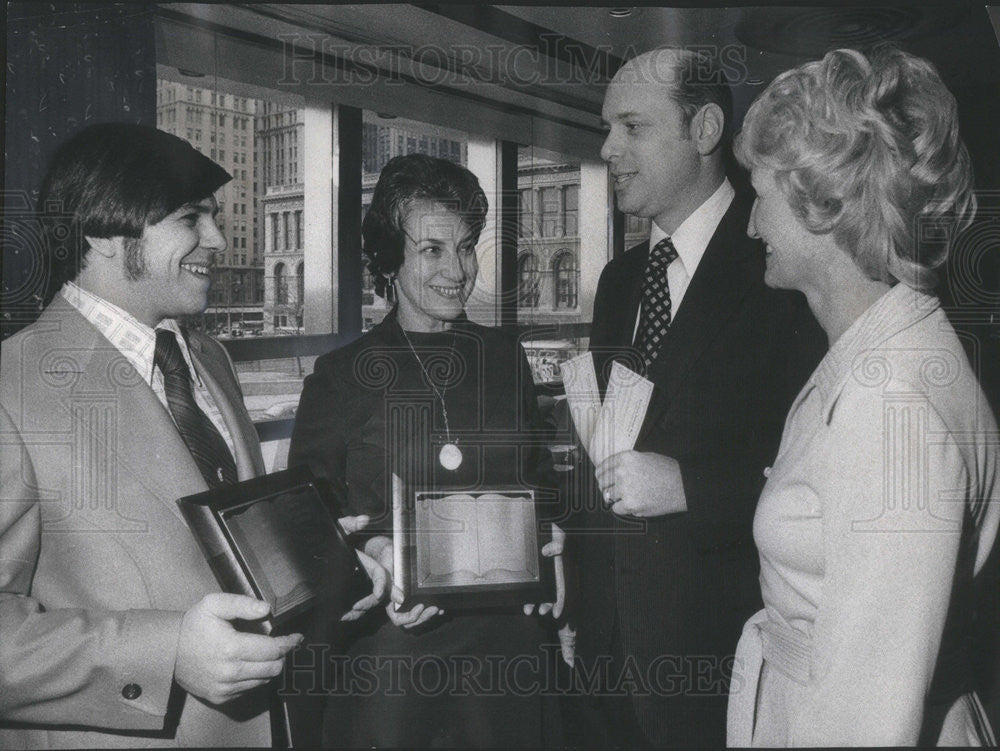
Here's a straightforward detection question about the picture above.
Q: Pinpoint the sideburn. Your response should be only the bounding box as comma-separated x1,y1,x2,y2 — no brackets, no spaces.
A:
122,236,148,281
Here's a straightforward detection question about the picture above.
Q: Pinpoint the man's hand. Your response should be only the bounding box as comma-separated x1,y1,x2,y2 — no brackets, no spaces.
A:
174,593,302,706
523,523,566,618
364,535,443,630
595,450,687,517
340,549,389,622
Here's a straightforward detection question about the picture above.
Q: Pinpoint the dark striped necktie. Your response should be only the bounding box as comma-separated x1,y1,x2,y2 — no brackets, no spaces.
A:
634,237,679,370
154,329,237,488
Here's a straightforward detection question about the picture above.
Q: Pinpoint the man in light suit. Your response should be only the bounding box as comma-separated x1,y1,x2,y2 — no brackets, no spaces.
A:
567,49,825,747
0,124,380,747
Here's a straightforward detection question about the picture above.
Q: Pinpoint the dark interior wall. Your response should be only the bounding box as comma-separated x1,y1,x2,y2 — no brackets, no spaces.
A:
3,2,156,337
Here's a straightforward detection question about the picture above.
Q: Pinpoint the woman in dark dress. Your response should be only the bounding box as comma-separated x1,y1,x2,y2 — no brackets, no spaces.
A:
288,154,564,747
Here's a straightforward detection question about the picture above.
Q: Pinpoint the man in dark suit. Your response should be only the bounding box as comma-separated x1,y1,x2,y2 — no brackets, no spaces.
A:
567,48,825,748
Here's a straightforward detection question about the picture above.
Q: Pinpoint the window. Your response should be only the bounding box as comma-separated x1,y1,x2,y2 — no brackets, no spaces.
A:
271,213,278,251
361,268,375,307
296,262,304,305
564,184,579,238
540,187,561,237
274,262,288,304
519,189,533,238
295,210,303,249
518,253,540,308
283,212,290,250
554,251,578,309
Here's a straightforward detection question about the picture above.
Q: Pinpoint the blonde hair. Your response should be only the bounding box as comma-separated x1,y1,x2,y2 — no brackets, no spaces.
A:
735,47,975,290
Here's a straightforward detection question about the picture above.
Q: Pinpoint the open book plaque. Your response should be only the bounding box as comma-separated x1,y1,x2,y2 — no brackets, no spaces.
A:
393,476,549,609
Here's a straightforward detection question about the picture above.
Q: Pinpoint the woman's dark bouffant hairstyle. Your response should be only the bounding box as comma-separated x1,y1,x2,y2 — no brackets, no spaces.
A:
38,123,231,301
362,154,488,298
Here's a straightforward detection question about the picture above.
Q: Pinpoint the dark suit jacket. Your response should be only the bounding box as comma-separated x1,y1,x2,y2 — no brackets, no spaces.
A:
575,191,825,746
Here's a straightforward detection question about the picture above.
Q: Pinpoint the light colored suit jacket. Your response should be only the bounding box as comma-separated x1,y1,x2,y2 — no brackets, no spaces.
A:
0,297,270,748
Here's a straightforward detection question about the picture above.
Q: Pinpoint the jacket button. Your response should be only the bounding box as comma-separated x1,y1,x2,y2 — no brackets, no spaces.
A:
122,683,142,700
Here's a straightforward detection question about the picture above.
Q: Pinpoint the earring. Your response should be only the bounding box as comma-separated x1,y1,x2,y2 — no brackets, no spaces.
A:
385,275,396,304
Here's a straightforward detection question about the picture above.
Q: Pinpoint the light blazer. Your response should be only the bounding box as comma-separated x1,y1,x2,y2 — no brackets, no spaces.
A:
0,297,270,748
576,191,826,746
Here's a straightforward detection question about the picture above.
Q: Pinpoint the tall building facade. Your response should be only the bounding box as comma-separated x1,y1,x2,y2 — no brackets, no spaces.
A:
257,103,304,334
156,80,263,335
516,153,583,325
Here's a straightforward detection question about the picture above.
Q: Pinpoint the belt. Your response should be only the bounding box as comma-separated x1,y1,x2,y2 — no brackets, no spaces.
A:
727,609,810,747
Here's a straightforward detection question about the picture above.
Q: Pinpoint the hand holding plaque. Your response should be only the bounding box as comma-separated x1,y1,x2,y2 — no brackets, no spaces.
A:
391,474,555,610
176,466,375,635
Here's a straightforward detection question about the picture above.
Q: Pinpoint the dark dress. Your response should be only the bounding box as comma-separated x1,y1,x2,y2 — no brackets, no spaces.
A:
288,310,561,748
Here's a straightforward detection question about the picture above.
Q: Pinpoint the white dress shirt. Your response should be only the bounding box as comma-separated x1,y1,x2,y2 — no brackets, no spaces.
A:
61,281,237,458
633,179,736,343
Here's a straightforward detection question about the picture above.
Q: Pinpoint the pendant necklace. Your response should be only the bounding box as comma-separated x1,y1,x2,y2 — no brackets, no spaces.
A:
400,325,462,470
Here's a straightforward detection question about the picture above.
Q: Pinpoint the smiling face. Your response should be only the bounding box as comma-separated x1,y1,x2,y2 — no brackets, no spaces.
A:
748,169,824,293
600,59,706,233
118,196,226,325
394,200,479,332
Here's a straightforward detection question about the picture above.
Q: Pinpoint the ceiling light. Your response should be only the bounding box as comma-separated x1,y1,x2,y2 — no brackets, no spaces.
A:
608,8,633,19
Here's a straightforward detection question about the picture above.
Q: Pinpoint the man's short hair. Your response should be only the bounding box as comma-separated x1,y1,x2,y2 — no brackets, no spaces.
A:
635,47,734,145
38,123,231,296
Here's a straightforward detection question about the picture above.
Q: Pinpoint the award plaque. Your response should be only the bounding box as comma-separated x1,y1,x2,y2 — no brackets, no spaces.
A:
177,465,371,635
392,474,552,609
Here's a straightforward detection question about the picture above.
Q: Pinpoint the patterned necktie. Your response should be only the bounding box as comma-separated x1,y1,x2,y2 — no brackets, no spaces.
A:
634,237,679,370
154,329,237,488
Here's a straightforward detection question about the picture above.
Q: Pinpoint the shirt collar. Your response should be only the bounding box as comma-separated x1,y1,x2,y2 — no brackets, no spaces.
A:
649,179,735,276
61,281,198,385
812,283,940,421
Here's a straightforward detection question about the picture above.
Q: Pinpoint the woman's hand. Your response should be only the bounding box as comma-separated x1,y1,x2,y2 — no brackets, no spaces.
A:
336,515,389,621
365,535,445,630
340,549,389,622
523,523,566,619
337,514,370,535
386,598,444,629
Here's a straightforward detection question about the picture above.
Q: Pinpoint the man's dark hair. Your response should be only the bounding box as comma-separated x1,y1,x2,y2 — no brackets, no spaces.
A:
38,123,231,298
362,153,488,298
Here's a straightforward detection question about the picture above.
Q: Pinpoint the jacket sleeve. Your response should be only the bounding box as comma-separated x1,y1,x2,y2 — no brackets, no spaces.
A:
0,403,182,730
288,353,391,536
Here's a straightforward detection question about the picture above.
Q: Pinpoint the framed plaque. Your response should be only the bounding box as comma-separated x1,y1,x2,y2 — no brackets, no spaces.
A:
177,465,370,635
392,474,552,610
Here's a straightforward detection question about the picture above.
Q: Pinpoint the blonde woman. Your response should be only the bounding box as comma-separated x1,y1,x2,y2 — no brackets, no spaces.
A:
727,48,999,746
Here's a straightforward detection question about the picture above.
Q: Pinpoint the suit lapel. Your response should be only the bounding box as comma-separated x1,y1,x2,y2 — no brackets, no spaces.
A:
640,195,759,438
616,243,648,347
592,242,648,390
39,301,212,525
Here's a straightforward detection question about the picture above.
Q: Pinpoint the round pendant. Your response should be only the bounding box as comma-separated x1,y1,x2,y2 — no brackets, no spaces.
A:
439,443,463,470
